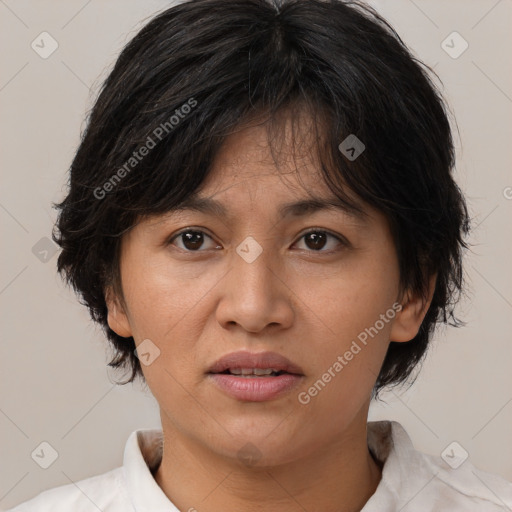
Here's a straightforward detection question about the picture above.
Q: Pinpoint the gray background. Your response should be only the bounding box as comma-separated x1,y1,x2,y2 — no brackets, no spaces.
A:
1,0,511,509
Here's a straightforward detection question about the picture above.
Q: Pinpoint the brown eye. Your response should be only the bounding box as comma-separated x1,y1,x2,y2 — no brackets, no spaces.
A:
294,230,345,252
170,229,220,251
304,232,327,250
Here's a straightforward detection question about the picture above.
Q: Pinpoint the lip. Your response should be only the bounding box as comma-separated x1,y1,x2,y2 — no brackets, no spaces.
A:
208,350,304,375
207,350,305,402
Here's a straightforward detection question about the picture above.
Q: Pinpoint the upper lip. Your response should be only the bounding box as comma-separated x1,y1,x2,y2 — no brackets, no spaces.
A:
208,351,305,375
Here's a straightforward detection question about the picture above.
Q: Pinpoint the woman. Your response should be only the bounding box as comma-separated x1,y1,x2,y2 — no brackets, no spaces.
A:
9,0,512,510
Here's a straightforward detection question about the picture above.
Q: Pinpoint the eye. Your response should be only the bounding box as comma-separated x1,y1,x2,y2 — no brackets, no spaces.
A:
293,229,347,252
168,228,347,253
169,229,221,252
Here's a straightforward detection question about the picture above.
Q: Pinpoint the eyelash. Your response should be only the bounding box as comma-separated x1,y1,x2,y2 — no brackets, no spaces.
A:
168,227,348,254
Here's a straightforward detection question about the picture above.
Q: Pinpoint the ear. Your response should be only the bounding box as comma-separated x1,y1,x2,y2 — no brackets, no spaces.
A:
105,286,133,338
390,273,437,343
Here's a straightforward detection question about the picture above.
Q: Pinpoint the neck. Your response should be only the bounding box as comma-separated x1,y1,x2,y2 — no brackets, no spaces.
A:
154,414,382,512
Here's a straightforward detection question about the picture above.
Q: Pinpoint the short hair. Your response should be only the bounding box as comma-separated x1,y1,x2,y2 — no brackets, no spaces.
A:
53,0,470,397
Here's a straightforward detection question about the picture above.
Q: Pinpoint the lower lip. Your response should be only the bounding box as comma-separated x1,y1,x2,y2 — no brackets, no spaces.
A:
208,373,303,401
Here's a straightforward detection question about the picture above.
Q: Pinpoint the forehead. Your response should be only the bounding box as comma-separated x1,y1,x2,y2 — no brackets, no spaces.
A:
201,117,324,190
137,119,386,233
178,122,371,225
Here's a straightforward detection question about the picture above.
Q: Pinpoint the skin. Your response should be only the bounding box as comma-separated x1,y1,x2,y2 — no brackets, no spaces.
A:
106,118,436,512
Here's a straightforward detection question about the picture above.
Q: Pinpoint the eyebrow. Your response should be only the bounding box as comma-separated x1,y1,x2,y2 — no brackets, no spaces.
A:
172,194,370,224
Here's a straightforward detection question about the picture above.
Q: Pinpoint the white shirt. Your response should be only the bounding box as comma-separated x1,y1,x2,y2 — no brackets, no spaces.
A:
7,420,512,511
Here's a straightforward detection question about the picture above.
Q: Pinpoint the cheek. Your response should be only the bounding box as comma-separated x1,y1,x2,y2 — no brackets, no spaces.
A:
120,253,218,340
296,252,399,397
302,255,399,340
295,300,393,436
119,254,224,393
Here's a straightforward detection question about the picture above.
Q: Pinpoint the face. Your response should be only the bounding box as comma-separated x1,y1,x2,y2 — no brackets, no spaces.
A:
107,119,431,466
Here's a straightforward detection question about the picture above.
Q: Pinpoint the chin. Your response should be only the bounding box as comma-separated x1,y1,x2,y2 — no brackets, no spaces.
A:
207,426,309,469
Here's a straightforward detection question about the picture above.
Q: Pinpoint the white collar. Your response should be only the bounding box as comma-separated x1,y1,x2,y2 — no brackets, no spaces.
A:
363,420,431,510
123,428,175,511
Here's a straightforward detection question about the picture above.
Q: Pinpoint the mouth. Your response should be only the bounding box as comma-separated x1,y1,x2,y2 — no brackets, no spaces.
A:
207,350,304,376
215,368,289,377
207,351,304,401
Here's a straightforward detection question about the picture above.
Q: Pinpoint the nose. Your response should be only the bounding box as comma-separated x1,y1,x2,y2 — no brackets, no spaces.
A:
215,239,295,334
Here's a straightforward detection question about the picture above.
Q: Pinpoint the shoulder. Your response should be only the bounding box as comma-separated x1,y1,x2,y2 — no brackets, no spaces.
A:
418,448,512,511
366,421,512,511
6,428,165,512
5,467,131,512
